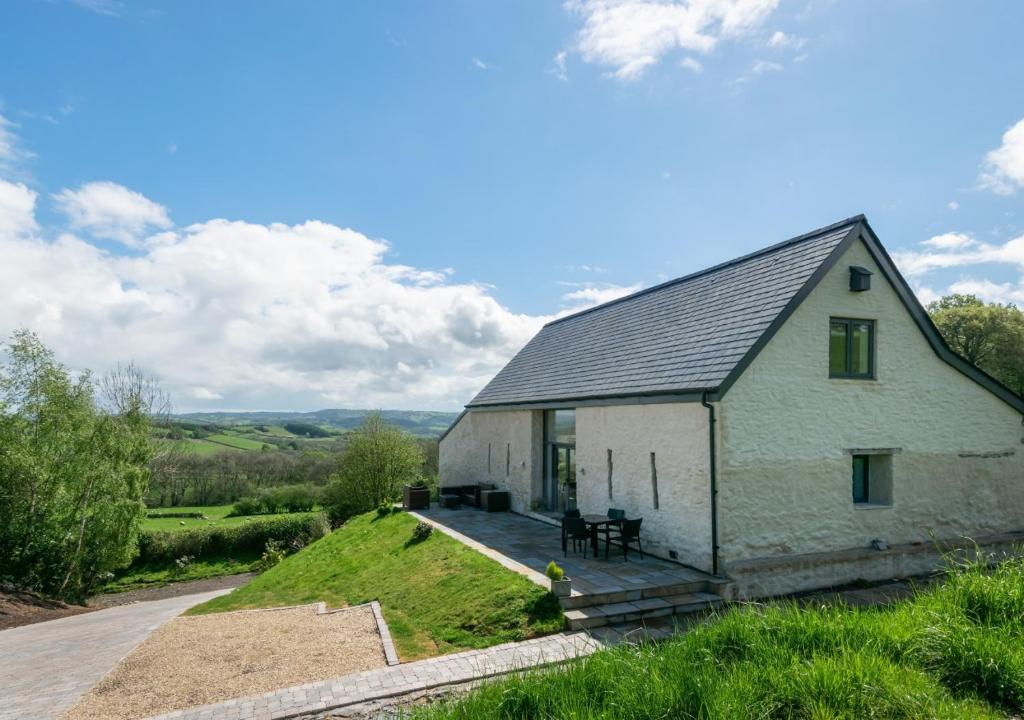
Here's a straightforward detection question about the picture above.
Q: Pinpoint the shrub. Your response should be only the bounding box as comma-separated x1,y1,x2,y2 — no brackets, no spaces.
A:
545,561,564,582
229,496,264,517
377,501,394,517
135,512,330,565
171,555,194,576
255,540,286,573
411,521,433,543
146,511,205,519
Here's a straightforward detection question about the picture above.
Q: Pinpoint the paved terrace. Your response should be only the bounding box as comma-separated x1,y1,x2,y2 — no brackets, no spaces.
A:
412,505,712,597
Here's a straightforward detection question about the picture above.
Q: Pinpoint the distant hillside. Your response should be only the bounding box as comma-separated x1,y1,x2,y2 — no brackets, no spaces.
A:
173,409,460,437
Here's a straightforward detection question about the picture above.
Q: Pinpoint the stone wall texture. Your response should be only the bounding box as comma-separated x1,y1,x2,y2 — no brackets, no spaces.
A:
575,403,712,571
719,238,1024,593
438,409,542,513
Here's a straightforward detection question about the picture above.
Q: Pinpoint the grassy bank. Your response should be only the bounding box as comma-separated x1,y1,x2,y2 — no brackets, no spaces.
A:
414,552,1024,720
189,511,563,660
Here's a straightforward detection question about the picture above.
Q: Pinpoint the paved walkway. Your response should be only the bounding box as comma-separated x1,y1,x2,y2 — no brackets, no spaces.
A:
412,506,712,597
0,588,231,720
149,631,604,720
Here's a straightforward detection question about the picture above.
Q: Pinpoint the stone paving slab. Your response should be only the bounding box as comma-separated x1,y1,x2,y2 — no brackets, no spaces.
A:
146,632,604,720
0,588,231,720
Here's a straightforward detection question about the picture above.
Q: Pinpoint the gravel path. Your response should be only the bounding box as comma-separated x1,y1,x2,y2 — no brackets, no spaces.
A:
63,604,387,720
0,589,231,720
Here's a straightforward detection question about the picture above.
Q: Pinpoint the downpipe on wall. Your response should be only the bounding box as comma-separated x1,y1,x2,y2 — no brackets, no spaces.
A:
701,392,720,576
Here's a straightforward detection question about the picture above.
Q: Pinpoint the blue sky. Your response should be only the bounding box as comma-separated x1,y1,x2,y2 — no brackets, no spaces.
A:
1,0,1023,411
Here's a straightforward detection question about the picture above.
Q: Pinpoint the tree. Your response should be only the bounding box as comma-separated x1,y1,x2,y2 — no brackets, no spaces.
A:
0,330,157,600
927,294,1024,395
324,413,424,523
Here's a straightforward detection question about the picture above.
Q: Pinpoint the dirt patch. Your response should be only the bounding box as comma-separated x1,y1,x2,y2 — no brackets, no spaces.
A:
88,573,256,609
63,603,387,720
0,586,92,631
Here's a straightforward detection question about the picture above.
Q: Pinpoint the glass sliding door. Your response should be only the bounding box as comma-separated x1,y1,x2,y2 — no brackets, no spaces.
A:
543,409,576,512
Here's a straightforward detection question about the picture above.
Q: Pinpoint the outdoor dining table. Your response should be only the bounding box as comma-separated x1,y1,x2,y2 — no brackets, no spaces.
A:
579,514,620,559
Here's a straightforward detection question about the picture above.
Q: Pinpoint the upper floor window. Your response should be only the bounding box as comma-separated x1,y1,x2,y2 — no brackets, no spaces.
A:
829,318,874,379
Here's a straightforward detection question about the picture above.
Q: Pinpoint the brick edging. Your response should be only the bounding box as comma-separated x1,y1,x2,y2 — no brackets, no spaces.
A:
369,600,400,666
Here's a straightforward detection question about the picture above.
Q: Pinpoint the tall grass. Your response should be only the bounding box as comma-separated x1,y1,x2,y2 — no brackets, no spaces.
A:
414,550,1024,720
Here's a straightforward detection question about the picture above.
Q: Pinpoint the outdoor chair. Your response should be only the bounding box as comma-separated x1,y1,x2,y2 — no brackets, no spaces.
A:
563,508,581,518
619,518,644,561
562,516,590,558
602,508,626,559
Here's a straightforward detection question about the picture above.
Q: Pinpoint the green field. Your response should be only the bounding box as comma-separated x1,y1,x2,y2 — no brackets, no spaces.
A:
143,505,313,531
189,511,563,660
206,433,270,450
171,438,239,456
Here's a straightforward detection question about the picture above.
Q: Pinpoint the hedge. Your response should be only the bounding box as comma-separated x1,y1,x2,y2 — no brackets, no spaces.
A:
146,511,206,519
135,512,330,565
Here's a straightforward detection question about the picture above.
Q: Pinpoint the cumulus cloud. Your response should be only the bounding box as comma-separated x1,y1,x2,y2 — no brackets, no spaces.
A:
53,181,173,246
894,230,1024,308
0,180,38,238
0,177,640,411
767,30,806,49
979,118,1024,195
563,0,779,81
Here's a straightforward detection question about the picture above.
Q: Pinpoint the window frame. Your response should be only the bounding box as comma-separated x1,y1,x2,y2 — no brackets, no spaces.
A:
829,317,876,380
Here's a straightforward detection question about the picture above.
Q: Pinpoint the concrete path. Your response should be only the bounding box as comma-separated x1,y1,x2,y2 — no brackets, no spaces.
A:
0,588,231,720
149,631,604,720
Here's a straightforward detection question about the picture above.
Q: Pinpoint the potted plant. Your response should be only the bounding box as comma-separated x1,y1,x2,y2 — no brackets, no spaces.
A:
545,560,571,597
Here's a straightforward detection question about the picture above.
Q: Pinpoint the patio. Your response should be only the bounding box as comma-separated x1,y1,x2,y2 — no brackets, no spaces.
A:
412,505,716,599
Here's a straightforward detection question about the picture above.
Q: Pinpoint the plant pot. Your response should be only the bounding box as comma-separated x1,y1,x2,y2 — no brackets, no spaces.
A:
550,577,572,597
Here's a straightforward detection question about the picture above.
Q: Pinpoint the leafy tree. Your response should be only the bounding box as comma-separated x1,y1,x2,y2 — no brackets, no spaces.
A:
0,330,158,599
324,413,424,524
927,294,1024,395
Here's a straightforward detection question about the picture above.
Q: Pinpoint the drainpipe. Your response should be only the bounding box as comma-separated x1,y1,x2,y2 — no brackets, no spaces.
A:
701,392,720,576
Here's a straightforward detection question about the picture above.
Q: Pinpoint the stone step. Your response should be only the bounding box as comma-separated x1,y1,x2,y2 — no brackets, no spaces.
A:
559,580,711,609
564,592,723,630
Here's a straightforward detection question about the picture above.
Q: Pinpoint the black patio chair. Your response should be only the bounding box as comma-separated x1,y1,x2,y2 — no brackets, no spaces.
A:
563,508,581,518
619,518,644,561
562,516,590,559
602,508,626,559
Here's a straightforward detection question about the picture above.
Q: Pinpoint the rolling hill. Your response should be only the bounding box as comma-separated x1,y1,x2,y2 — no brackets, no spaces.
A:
173,409,460,437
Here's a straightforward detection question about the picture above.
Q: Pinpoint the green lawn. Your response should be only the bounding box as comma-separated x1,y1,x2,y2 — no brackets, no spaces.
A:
206,433,270,450
188,511,563,660
414,554,1024,720
143,505,313,531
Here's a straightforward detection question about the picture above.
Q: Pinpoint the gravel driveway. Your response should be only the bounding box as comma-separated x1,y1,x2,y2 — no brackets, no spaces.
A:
0,589,232,720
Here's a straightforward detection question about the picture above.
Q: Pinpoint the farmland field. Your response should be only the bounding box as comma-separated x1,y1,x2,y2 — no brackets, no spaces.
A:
143,505,313,531
206,434,270,451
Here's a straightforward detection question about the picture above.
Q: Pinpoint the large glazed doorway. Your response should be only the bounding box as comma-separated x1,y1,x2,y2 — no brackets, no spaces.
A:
543,409,576,512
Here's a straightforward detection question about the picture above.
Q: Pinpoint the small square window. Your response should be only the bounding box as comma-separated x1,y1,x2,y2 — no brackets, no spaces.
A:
851,454,893,506
829,318,875,379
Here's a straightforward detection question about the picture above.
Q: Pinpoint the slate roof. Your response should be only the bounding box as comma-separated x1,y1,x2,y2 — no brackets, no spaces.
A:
467,217,864,408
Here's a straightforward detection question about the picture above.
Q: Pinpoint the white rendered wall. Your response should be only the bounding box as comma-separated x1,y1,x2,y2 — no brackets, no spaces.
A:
575,403,712,572
719,238,1024,592
438,409,542,513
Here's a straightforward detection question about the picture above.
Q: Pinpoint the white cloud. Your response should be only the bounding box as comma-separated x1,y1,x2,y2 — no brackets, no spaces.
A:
946,278,1024,305
71,0,122,16
550,51,570,81
560,283,643,309
0,114,33,176
564,0,779,81
892,231,1024,277
0,181,38,238
948,200,959,211
53,181,172,246
1,178,641,411
979,118,1024,195
767,30,806,49
751,59,782,73
472,58,489,70
679,56,703,73
921,232,976,250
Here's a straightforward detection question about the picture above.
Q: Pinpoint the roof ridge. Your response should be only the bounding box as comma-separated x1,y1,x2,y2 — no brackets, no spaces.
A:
544,214,865,328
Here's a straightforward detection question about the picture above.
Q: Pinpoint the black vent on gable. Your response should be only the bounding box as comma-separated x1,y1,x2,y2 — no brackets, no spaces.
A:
850,266,872,292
